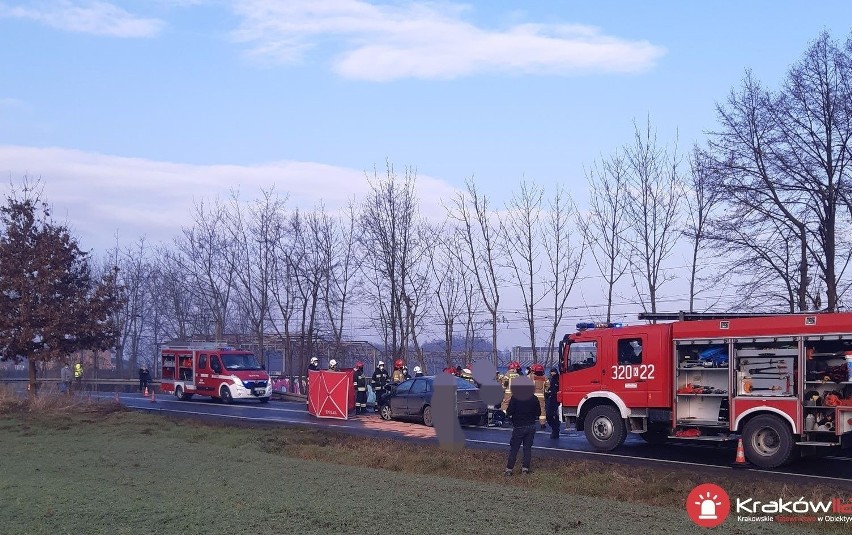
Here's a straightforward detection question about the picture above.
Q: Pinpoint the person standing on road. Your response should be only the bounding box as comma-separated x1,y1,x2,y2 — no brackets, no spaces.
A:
504,376,541,476
73,361,83,392
60,363,72,394
371,361,389,412
545,367,560,438
353,361,368,415
139,366,152,393
307,356,320,411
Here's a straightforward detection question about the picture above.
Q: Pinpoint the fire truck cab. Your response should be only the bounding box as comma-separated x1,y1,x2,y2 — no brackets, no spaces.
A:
559,314,852,469
160,344,272,404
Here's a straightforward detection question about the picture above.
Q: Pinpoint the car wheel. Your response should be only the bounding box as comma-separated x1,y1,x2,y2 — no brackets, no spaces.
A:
584,405,626,451
380,404,393,421
422,405,434,427
220,385,233,404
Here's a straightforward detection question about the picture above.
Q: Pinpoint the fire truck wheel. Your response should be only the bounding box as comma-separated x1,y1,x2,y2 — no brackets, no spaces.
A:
220,386,233,404
742,414,795,469
584,405,626,451
174,385,188,401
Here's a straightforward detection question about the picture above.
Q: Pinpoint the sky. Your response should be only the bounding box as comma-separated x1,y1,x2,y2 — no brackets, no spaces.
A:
1,1,851,345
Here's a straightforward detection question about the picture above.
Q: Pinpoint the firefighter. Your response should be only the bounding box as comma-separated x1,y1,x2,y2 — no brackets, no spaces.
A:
531,363,547,428
502,361,521,409
306,356,320,410
413,366,424,377
402,366,411,381
545,367,561,438
460,368,475,385
371,361,390,412
353,361,368,415
328,359,340,371
391,359,406,384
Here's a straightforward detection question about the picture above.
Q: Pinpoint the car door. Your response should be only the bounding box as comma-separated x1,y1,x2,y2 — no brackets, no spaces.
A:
406,378,428,416
561,339,601,407
391,379,413,416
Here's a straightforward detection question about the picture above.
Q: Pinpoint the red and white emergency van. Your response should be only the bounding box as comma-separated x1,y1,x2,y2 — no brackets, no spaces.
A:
160,344,272,403
558,312,852,468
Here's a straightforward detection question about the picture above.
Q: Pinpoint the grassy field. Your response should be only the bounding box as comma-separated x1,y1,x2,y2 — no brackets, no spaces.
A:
0,391,847,534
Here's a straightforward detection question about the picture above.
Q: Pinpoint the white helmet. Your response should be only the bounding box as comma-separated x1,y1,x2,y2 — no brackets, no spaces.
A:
310,356,318,364
329,359,337,368
413,366,422,374
378,361,385,367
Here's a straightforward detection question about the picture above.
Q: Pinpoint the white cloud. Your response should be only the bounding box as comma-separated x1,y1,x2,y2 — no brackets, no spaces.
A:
231,0,665,81
0,145,459,253
0,1,164,37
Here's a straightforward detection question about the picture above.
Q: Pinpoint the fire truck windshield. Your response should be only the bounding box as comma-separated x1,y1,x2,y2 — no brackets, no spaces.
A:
221,353,263,371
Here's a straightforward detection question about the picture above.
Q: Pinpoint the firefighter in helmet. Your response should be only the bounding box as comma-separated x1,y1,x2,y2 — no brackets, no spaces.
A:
328,359,340,371
413,365,424,377
531,363,547,428
402,365,411,381
306,356,320,410
371,361,390,412
502,361,522,408
353,361,368,414
392,358,406,384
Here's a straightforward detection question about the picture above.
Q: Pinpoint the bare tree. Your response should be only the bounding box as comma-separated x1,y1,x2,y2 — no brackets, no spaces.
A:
584,154,629,322
683,146,723,312
430,224,465,368
321,202,361,361
501,181,545,362
623,118,684,315
542,183,585,366
449,178,503,366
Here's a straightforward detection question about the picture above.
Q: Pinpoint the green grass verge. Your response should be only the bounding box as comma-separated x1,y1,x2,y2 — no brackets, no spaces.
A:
0,395,846,534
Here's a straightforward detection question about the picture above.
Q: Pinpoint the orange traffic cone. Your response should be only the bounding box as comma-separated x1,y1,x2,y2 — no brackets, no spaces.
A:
733,438,748,467
143,386,149,397
149,388,156,403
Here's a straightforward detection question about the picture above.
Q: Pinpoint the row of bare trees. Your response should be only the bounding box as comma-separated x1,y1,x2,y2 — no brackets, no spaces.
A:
94,30,852,377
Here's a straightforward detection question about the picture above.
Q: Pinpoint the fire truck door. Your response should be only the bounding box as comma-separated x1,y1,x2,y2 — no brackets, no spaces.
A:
196,353,209,393
605,335,656,408
562,341,603,405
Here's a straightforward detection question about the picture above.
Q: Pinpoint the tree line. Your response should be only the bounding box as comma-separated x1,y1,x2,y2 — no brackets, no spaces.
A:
2,31,852,386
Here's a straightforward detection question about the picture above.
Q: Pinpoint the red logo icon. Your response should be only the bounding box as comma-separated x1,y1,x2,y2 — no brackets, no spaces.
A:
686,483,730,528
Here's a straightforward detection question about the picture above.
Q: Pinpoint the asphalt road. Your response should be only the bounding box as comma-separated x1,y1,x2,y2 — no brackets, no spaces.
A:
109,391,852,487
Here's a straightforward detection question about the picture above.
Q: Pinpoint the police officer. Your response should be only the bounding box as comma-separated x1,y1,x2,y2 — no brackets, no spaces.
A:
371,361,389,412
353,361,368,414
545,367,561,438
73,361,83,392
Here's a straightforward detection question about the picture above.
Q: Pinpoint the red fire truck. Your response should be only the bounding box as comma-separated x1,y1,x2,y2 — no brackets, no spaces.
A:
558,312,852,468
160,344,272,403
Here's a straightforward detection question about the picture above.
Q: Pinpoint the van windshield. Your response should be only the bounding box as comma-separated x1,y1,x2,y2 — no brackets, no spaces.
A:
221,353,263,371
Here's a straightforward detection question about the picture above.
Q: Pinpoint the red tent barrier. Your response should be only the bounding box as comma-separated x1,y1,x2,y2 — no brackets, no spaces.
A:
308,369,355,419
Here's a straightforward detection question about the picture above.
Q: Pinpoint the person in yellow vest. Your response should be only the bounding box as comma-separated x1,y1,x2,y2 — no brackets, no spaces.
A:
530,363,547,428
391,359,406,384
73,361,83,392
502,361,522,409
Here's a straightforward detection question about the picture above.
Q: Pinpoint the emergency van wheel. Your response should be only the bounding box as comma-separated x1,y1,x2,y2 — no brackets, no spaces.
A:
220,386,233,404
585,405,626,451
175,385,189,401
742,414,795,469
422,405,434,427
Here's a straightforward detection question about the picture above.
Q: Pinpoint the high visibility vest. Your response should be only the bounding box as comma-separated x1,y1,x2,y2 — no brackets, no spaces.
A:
74,364,83,378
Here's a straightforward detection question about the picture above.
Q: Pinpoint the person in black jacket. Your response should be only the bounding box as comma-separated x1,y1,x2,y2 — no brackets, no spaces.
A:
353,361,368,415
307,356,320,410
504,376,541,476
545,367,560,438
371,361,390,413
